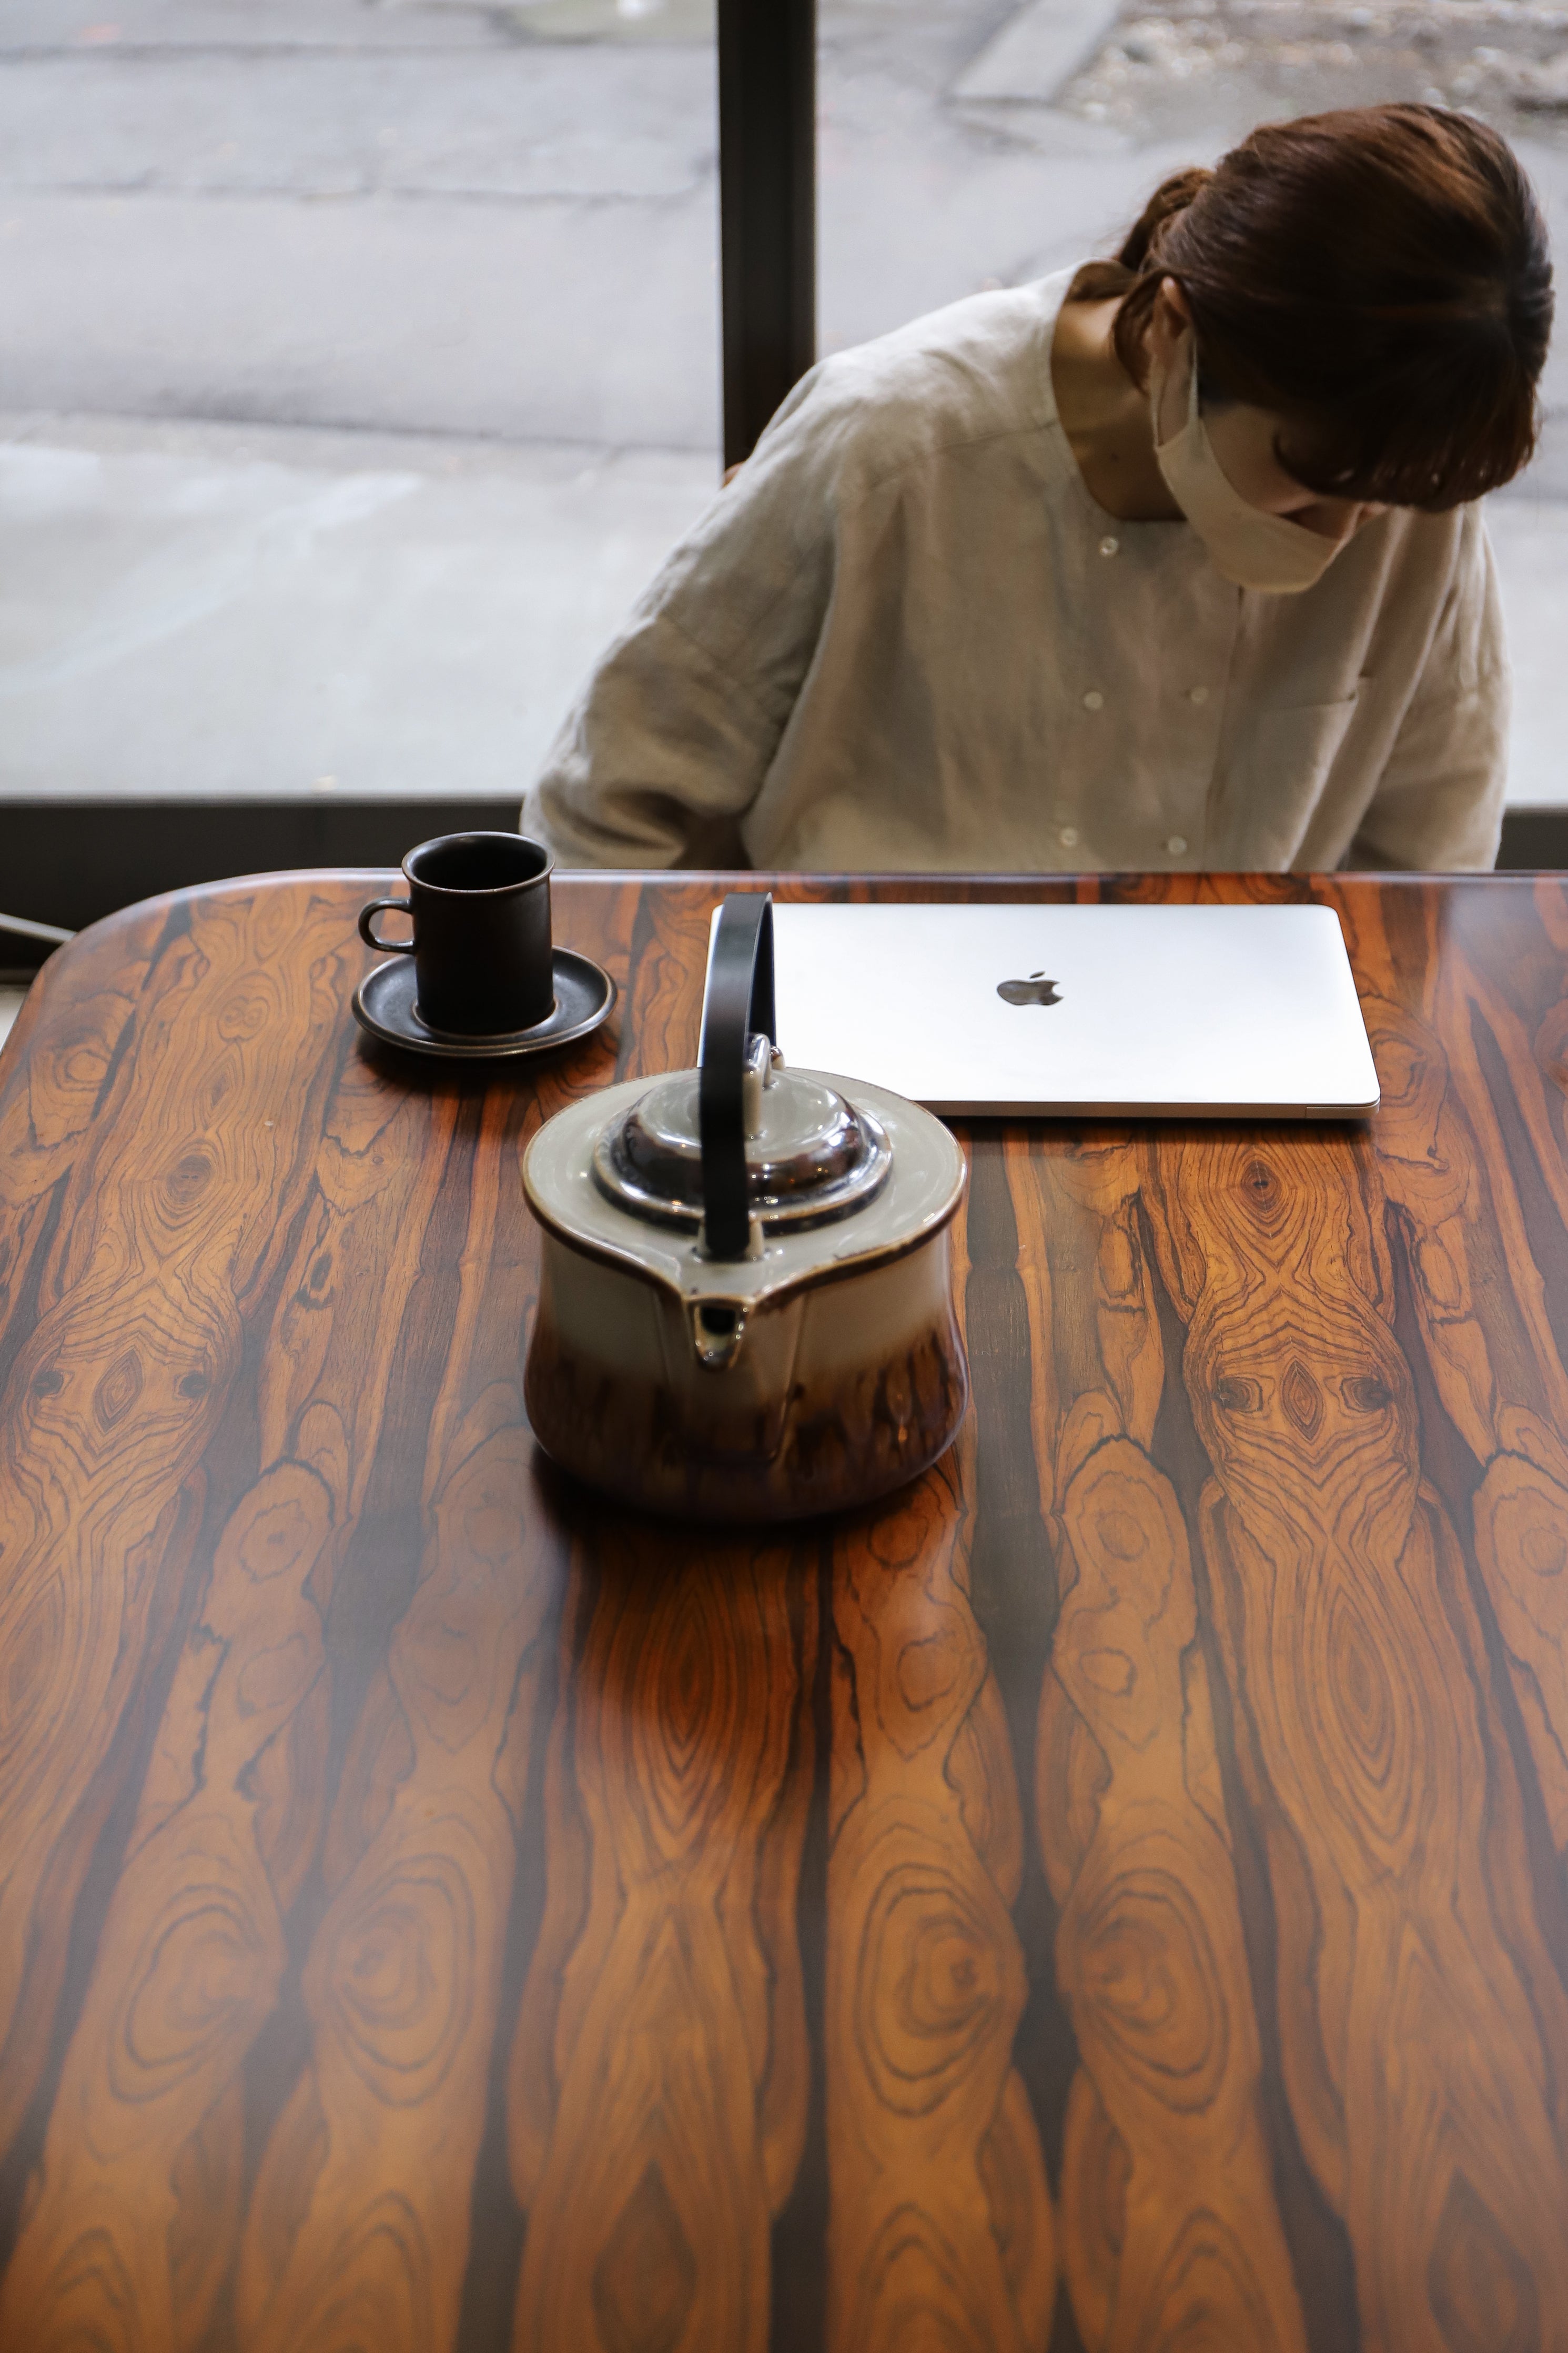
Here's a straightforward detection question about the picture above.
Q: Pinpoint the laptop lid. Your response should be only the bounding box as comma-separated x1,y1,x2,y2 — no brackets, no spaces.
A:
763,901,1379,1118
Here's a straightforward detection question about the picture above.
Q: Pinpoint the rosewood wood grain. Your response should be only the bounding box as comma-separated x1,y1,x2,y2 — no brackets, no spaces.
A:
0,956,460,2350
237,1095,542,2352
0,887,351,2172
504,1527,816,2353
1008,1137,1308,2353
504,881,817,2353
2,868,1568,2353
1148,1125,1568,2351
824,1427,1056,2352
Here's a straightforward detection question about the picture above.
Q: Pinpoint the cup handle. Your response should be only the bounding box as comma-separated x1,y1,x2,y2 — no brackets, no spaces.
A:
358,898,414,953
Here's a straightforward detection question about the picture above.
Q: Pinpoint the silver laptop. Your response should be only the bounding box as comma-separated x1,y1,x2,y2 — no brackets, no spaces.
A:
765,901,1378,1118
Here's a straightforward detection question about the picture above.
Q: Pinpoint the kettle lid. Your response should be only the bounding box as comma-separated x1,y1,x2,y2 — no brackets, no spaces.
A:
594,1039,892,1233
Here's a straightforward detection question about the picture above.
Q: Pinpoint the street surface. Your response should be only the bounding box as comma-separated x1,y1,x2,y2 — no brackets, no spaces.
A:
2,0,1565,807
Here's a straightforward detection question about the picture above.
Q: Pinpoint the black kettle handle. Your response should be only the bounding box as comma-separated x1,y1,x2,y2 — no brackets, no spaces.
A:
699,893,776,1261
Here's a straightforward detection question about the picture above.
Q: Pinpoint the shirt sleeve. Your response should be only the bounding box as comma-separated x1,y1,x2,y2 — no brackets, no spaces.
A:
521,373,846,869
1346,507,1509,872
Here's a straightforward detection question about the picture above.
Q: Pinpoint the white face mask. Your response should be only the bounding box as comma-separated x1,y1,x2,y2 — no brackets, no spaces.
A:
1151,332,1343,597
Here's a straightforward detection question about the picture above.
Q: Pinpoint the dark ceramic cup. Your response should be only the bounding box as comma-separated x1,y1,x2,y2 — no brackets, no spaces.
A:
358,832,555,1037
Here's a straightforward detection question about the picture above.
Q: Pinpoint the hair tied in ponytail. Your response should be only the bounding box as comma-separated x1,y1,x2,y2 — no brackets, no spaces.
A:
1065,164,1212,313
1119,166,1215,271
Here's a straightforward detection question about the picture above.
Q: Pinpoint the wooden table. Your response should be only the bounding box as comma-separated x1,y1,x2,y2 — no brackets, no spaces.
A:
1,867,1566,2353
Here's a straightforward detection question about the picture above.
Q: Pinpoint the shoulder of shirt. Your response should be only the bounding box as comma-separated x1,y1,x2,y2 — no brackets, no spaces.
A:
751,272,1071,500
1365,498,1488,581
1327,497,1475,602
1378,501,1480,545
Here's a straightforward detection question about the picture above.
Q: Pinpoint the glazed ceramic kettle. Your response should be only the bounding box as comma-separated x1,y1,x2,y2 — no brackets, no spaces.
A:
522,893,969,1520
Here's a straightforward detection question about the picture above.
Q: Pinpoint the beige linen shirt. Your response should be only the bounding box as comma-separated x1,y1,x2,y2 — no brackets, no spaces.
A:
525,269,1508,873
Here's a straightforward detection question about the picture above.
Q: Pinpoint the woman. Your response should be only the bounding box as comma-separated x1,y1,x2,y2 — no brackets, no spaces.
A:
523,105,1552,874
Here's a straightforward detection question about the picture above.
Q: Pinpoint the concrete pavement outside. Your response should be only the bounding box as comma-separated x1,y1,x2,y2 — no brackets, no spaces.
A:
2,0,1566,812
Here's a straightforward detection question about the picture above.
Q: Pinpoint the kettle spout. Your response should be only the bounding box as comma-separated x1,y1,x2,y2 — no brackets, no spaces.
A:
690,1299,747,1371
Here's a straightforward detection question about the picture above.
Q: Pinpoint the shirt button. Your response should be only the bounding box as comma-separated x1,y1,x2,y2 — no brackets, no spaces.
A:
1083,690,1104,711
1059,826,1080,849
1188,686,1209,705
1099,536,1119,557
1166,834,1188,856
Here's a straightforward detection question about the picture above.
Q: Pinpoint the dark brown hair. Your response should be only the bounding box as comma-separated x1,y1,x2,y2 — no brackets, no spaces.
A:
1070,105,1552,509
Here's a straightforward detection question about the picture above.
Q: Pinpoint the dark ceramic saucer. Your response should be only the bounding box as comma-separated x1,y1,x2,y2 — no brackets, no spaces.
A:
352,948,615,1061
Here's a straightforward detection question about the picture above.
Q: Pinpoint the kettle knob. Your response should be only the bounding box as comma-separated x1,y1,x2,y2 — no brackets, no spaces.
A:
698,894,776,1261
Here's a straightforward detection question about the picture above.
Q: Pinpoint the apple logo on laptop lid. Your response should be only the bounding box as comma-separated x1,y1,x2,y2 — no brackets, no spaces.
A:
997,972,1061,1008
